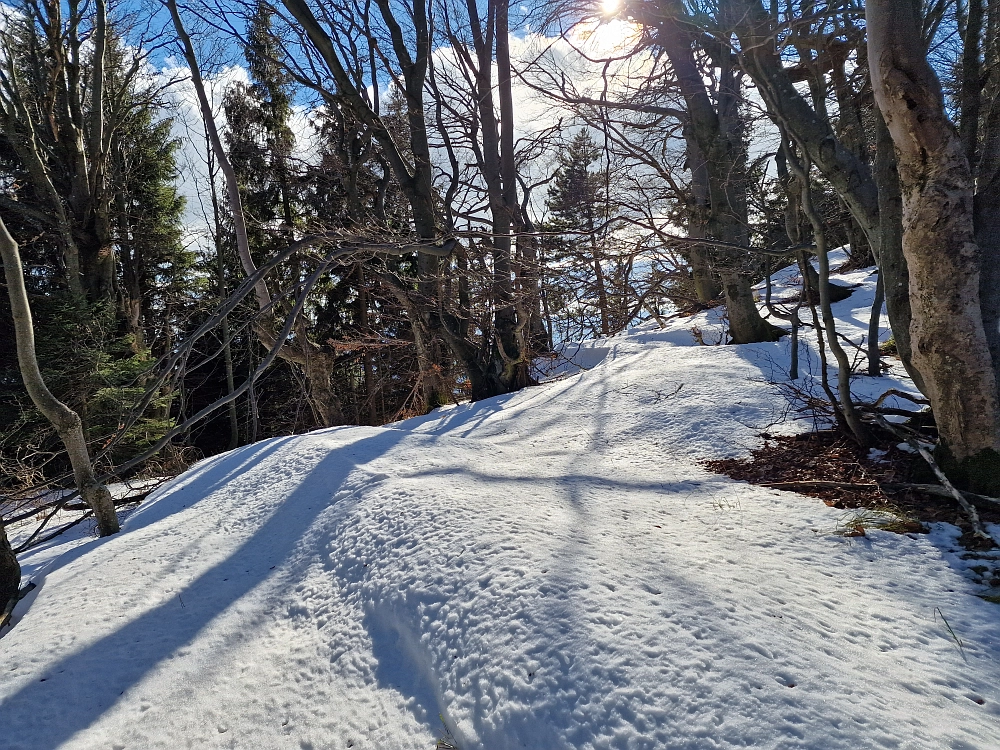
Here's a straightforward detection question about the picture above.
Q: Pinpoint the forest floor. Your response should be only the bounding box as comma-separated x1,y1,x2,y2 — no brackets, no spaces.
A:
707,429,1000,551
3,252,1000,749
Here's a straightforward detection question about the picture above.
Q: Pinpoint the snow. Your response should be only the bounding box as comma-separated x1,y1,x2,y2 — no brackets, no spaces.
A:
3,256,1000,749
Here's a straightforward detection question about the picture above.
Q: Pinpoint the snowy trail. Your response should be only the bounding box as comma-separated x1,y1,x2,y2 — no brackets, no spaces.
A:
3,261,1000,749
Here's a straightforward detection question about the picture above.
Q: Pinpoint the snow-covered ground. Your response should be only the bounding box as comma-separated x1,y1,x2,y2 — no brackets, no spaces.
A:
3,256,1000,749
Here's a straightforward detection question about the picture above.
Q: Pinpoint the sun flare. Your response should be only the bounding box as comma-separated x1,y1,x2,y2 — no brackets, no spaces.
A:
602,0,622,15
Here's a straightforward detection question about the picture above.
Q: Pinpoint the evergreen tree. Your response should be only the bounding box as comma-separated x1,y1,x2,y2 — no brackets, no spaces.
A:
545,131,615,338
0,20,189,490
220,2,424,429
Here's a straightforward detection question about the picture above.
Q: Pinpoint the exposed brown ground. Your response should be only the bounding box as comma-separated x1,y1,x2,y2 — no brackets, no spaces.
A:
705,430,1000,550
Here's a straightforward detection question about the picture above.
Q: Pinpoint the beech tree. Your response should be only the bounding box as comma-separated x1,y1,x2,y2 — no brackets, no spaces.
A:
644,0,783,344
634,0,1000,486
866,0,1000,490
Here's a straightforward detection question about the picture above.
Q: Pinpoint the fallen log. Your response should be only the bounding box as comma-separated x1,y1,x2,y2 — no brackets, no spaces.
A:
3,489,152,527
63,490,153,512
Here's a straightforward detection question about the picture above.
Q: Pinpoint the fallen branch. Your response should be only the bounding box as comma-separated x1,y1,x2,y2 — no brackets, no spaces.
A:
8,494,79,552
63,490,153,512
872,415,991,540
14,510,94,554
2,495,73,527
2,489,151,528
874,389,930,409
873,407,930,418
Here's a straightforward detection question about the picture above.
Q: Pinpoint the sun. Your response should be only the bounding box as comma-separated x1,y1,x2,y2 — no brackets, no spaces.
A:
601,0,622,16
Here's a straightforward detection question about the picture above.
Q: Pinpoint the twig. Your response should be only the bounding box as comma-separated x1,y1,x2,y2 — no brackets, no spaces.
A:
873,415,991,540
652,383,685,402
934,607,968,663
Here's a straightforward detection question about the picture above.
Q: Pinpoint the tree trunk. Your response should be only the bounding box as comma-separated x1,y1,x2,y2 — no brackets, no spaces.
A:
0,217,119,535
785,146,869,444
868,273,885,377
1,522,20,608
461,0,524,387
356,265,378,425
302,353,341,427
829,45,874,270
221,313,239,449
976,0,1000,385
515,225,551,352
684,127,722,303
959,0,984,169
660,10,777,343
976,165,1000,388
873,110,922,390
720,270,779,344
495,0,532,387
207,147,241,449
689,247,719,303
842,207,874,270
868,0,1000,487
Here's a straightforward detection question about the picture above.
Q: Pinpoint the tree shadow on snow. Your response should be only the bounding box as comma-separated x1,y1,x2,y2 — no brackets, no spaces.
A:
0,427,410,750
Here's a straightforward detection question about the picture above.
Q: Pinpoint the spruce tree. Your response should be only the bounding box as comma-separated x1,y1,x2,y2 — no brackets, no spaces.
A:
546,131,614,337
0,20,189,495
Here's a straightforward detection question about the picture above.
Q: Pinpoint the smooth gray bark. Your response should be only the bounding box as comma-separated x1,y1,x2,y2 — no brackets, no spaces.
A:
872,110,922,389
653,2,777,343
975,0,1000,380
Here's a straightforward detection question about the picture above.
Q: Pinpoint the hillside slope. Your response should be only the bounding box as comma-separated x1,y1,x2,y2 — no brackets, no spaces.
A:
3,259,1000,749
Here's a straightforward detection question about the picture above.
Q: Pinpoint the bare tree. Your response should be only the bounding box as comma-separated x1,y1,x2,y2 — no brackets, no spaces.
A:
523,2,785,341
714,0,919,380
624,0,781,343
0,216,119,535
